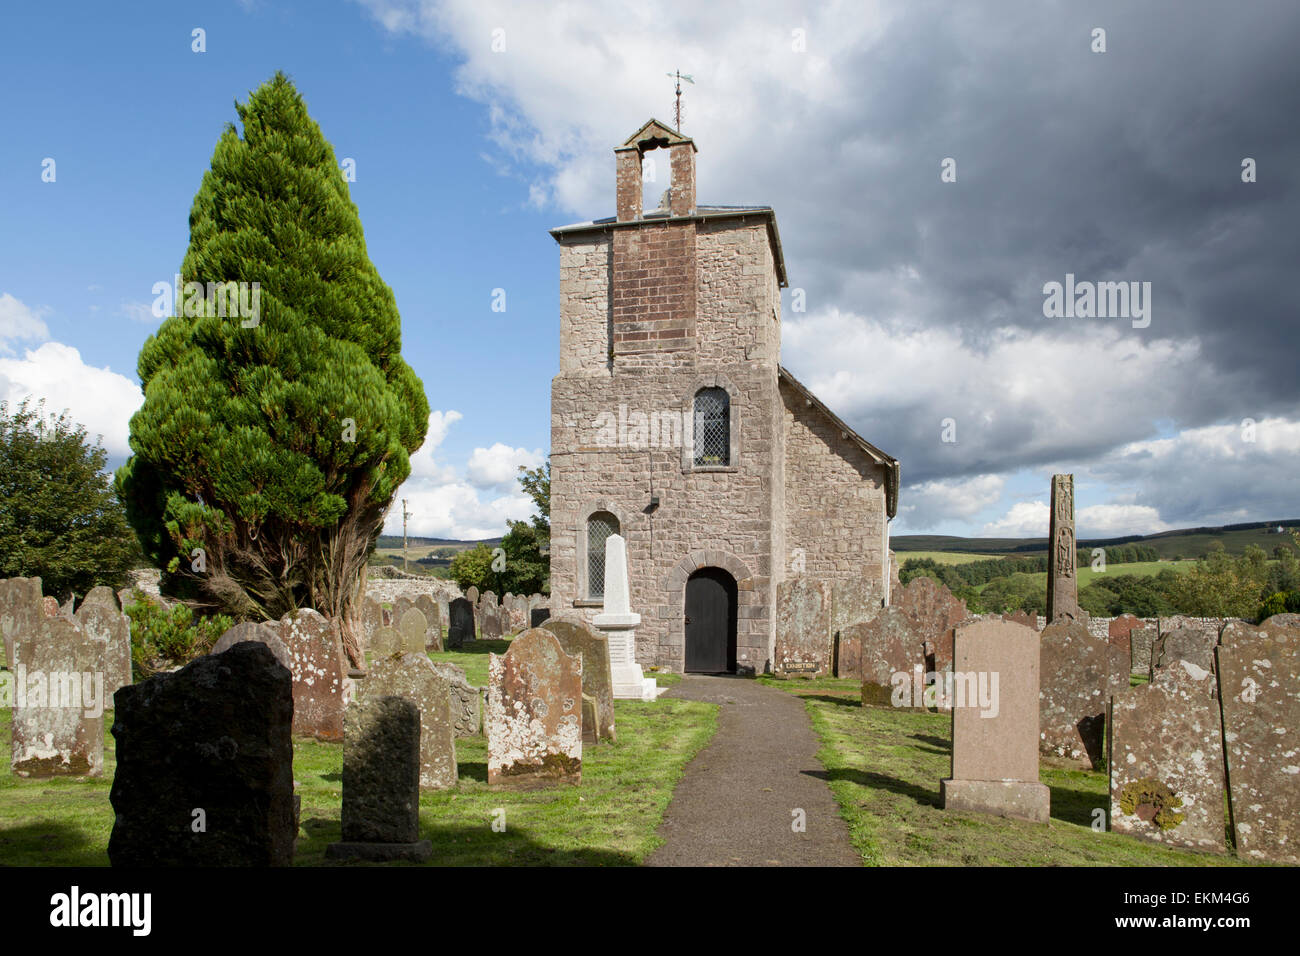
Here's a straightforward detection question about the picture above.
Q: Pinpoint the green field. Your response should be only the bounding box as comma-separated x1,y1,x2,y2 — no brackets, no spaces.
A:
893,551,1001,565
971,559,1195,592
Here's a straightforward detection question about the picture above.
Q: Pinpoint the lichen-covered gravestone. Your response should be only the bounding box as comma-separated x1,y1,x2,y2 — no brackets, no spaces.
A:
773,577,832,677
834,631,862,679
361,597,384,651
1039,620,1128,767
1108,614,1141,658
397,607,428,656
542,618,616,742
447,597,474,648
1152,626,1216,674
212,621,292,670
278,609,349,741
480,602,503,640
11,615,105,777
847,607,926,708
74,601,133,707
896,575,967,673
1109,659,1225,851
362,653,457,789
326,695,431,863
415,594,442,650
942,620,1049,823
370,626,401,659
429,661,482,737
1216,620,1300,864
1129,625,1156,676
487,628,582,788
465,586,479,605
831,578,884,637
108,641,296,866
1,576,44,670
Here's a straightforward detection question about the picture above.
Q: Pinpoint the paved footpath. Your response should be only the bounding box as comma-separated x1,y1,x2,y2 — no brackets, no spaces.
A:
646,675,860,867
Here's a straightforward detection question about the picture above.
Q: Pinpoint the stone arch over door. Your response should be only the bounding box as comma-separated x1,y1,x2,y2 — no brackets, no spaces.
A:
664,550,764,674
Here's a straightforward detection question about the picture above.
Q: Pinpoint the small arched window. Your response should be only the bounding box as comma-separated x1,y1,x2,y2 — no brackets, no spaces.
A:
693,387,730,466
587,511,620,600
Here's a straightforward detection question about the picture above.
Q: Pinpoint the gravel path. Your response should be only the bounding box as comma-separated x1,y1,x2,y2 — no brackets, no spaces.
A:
645,675,861,867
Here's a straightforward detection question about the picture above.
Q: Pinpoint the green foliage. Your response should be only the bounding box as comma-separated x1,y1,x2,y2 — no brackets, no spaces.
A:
497,520,548,595
0,399,141,600
976,572,1046,616
1167,547,1270,618
517,458,550,530
122,593,232,679
448,543,495,592
115,72,427,631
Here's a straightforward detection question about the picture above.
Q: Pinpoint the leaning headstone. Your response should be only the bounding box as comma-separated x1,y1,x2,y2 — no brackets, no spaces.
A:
1,576,44,669
397,607,429,655
1047,473,1083,623
849,607,927,708
1153,626,1216,674
1217,621,1300,863
1108,614,1141,657
447,598,474,648
11,615,105,777
774,577,833,677
362,653,457,789
542,618,616,742
487,628,582,788
326,696,431,862
896,575,967,673
1039,620,1128,767
1109,659,1225,851
108,642,296,866
429,661,481,737
942,620,1049,823
212,621,292,671
74,601,133,707
278,609,349,741
1130,625,1157,676
480,602,503,640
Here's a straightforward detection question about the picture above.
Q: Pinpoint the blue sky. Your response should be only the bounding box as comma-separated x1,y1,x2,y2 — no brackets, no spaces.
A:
2,1,1297,541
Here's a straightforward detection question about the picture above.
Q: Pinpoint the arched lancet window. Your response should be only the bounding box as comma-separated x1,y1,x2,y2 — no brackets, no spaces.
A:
587,511,620,600
693,387,730,466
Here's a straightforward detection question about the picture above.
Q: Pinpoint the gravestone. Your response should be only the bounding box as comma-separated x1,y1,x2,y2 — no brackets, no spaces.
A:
74,601,133,707
487,628,582,788
896,575,967,673
415,595,442,650
397,608,428,656
10,615,105,777
1001,609,1038,631
1039,620,1128,767
465,586,479,605
278,609,349,741
480,590,497,612
326,696,431,862
594,533,657,699
1108,614,1141,657
362,653,457,789
1262,613,1300,629
42,596,60,618
1,576,44,669
1109,659,1225,851
502,593,518,632
447,598,475,648
108,642,296,866
429,661,481,737
361,597,384,649
773,577,833,677
834,631,861,679
530,607,552,628
581,694,599,745
831,578,884,636
392,595,415,624
942,620,1049,823
1153,626,1216,674
1047,474,1083,623
1217,620,1300,863
848,607,926,708
370,626,401,659
481,602,503,640
542,618,616,742
1129,625,1157,676
212,621,292,670
79,586,119,611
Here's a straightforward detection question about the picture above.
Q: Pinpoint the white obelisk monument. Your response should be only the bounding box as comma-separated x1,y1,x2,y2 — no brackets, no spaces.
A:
593,534,659,700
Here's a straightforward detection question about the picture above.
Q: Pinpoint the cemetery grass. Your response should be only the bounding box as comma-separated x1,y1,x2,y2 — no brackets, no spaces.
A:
761,677,1250,867
0,687,716,866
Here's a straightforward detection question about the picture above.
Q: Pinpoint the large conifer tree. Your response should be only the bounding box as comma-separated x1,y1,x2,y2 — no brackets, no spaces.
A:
117,72,428,663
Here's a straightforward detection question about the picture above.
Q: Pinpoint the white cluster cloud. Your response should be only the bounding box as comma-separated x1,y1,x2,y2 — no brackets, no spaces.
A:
0,293,51,351
466,442,544,489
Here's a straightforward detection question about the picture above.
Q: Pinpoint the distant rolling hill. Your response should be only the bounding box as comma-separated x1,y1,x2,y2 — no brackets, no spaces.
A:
892,519,1298,560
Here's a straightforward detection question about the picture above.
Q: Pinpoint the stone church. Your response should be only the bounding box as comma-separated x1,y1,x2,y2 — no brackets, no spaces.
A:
548,119,899,675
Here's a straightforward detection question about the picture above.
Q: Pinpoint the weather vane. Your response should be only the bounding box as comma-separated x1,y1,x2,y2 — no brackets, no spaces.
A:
666,69,694,132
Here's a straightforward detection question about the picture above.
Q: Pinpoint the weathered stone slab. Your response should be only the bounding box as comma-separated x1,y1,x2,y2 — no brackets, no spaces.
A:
370,626,401,659
480,602,503,640
487,628,582,788
465,586,479,605
1109,659,1225,851
326,695,431,862
447,598,474,648
362,653,457,790
1,576,44,670
480,590,497,612
896,575,967,673
1130,625,1156,676
11,614,105,777
397,607,428,656
1217,621,1300,863
79,586,119,612
415,594,442,650
530,607,551,628
278,609,348,741
542,618,616,742
74,601,133,707
1153,626,1217,674
392,595,415,624
774,577,832,677
429,661,481,737
1001,609,1038,631
213,621,292,671
942,620,1049,823
1261,613,1300,629
831,578,884,637
108,641,296,866
1039,620,1128,767
847,606,925,708
1047,473,1082,623
361,597,384,650
1108,614,1141,657
834,632,861,679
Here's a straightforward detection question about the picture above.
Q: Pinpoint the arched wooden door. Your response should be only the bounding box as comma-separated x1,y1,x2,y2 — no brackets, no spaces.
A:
684,568,737,673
